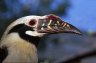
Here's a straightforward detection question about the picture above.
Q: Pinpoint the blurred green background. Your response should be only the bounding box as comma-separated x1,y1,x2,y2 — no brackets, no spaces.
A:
0,0,96,63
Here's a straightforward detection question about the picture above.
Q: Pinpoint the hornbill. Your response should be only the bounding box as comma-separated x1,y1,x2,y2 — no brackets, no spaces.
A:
0,14,81,63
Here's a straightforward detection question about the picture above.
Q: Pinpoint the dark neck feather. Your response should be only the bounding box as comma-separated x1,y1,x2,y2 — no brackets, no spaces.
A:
0,47,8,63
8,24,41,47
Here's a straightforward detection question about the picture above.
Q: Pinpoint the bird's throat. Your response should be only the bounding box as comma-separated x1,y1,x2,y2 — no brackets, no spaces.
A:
1,33,38,63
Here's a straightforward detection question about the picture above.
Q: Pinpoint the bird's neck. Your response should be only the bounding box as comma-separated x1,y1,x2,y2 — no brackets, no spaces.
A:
1,33,38,63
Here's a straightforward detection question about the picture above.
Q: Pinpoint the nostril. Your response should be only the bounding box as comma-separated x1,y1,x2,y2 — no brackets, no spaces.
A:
29,19,36,26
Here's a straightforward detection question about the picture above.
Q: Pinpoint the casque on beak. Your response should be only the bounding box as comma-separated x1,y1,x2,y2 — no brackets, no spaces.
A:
36,14,82,35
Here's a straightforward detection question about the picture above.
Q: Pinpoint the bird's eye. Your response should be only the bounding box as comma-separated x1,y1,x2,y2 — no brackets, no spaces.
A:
29,19,36,26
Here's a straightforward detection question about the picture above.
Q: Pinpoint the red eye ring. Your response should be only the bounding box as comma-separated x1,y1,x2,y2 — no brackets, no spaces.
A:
29,19,36,26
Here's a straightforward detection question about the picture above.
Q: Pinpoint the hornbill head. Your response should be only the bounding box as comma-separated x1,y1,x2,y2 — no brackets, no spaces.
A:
0,14,82,63
1,14,81,47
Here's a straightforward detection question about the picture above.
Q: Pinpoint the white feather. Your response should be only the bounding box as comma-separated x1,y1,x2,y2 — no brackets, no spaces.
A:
25,30,46,37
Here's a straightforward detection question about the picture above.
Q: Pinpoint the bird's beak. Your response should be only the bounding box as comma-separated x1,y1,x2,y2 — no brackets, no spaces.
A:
37,14,82,35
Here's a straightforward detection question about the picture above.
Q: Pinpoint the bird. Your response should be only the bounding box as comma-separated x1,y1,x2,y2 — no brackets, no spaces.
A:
0,14,81,63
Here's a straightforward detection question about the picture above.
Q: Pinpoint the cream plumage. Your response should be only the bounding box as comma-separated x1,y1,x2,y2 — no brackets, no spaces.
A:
0,14,81,63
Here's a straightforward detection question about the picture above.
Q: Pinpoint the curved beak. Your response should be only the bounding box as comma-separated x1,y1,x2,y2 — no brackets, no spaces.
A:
37,14,82,35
